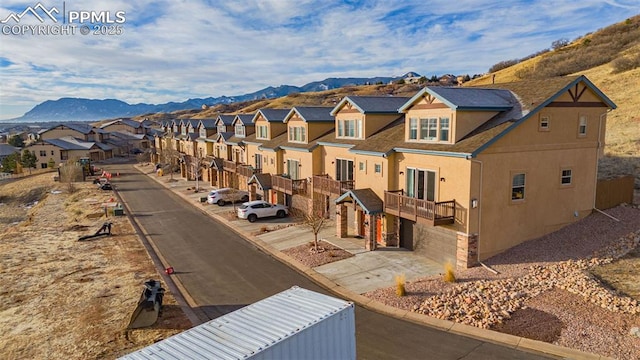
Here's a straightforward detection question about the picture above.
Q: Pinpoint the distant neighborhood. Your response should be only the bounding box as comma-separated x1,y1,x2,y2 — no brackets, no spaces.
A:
0,75,622,270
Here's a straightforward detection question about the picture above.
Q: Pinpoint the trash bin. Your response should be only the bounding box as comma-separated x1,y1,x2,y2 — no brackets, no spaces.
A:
113,205,124,216
200,197,207,203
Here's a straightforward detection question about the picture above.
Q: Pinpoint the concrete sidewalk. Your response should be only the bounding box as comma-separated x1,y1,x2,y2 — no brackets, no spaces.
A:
130,163,604,360
137,163,443,295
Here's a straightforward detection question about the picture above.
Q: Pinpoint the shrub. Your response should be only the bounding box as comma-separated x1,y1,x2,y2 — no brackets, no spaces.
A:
611,54,640,73
443,262,456,283
395,273,406,297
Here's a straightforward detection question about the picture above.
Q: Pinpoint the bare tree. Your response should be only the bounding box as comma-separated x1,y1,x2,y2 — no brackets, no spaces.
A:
160,147,181,181
298,184,331,252
59,162,83,193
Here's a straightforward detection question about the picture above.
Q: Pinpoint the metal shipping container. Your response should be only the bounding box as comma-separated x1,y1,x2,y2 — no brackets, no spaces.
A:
119,286,356,360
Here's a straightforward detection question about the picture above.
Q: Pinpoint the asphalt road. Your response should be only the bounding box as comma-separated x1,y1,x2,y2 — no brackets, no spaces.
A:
108,163,555,360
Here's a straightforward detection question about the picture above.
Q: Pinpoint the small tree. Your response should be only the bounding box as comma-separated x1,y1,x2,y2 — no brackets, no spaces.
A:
160,146,181,180
1,151,20,173
20,149,38,174
299,181,332,252
47,158,56,169
8,135,24,148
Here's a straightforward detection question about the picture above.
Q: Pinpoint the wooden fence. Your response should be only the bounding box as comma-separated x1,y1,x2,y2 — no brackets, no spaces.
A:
595,175,635,209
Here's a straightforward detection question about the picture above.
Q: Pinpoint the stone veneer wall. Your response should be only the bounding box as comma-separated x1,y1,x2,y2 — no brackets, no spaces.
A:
456,232,478,269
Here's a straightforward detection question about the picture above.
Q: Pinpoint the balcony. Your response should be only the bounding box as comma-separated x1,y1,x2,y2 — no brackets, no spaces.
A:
272,175,308,195
222,159,237,173
237,165,262,178
384,191,455,226
312,175,354,195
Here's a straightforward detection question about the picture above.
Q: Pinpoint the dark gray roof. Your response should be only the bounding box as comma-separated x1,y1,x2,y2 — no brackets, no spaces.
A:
209,158,223,170
216,114,235,126
43,137,96,150
46,123,98,135
331,96,410,115
216,132,234,142
198,119,217,129
182,119,200,128
0,144,20,156
285,106,335,123
400,87,515,112
235,114,255,126
255,109,290,123
248,173,272,190
336,189,383,214
187,133,199,141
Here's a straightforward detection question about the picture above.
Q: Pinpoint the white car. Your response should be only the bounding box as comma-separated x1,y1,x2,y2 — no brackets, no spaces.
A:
207,188,249,206
237,200,288,222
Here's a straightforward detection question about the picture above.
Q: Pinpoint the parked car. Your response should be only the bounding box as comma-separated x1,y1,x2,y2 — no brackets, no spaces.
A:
207,188,249,206
237,200,288,222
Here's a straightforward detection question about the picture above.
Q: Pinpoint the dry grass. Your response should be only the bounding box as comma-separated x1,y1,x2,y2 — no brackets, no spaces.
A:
0,174,192,359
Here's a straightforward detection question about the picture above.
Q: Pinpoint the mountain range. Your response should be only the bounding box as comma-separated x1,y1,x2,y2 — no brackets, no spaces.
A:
9,74,417,122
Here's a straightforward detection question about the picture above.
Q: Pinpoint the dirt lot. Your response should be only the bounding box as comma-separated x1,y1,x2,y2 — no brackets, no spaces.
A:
0,173,191,359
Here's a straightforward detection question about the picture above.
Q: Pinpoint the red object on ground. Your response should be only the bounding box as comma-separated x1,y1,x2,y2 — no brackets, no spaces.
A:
165,266,174,275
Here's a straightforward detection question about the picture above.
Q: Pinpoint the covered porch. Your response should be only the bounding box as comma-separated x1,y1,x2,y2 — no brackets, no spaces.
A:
335,189,384,251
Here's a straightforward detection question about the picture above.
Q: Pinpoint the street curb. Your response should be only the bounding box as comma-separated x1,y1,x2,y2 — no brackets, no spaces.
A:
131,164,614,360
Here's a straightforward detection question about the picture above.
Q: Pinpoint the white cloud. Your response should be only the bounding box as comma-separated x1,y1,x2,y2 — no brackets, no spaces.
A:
0,0,637,119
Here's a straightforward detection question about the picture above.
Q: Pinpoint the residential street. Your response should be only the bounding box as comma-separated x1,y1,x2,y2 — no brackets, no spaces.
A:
109,163,554,360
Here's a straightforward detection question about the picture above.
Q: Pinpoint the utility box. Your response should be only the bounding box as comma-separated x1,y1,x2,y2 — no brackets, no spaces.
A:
113,207,124,216
119,286,356,360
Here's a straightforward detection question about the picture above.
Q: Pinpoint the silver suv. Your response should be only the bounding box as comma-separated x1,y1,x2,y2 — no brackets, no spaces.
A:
206,188,249,206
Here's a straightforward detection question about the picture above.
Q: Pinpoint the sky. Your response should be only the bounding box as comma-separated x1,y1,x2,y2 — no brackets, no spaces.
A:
0,0,638,120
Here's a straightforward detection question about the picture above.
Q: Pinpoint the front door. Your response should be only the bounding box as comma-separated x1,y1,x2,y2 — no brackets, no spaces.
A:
400,218,414,250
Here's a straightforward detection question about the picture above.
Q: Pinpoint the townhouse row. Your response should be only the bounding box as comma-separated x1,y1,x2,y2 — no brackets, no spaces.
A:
155,75,616,269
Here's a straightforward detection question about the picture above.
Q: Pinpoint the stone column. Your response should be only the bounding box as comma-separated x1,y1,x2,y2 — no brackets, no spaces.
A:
336,204,348,238
456,232,478,269
249,184,257,201
364,214,376,250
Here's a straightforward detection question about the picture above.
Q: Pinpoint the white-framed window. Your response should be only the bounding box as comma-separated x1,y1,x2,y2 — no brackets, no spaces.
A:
409,118,418,140
511,173,526,201
374,163,382,174
289,126,306,142
336,159,354,181
406,168,436,201
337,119,362,139
561,169,572,185
199,128,207,138
256,125,268,139
235,124,245,137
439,117,450,141
539,115,550,131
39,150,46,156
578,115,587,136
254,153,262,170
217,125,226,133
359,161,366,172
286,159,300,180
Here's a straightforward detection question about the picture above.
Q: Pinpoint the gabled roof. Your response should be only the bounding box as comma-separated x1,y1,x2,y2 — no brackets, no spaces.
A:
181,119,200,128
101,118,143,129
248,173,272,190
336,189,383,215
233,114,255,126
109,131,145,141
216,114,235,126
253,109,290,123
215,132,235,143
209,158,223,170
0,143,20,156
42,136,98,150
399,87,515,112
197,119,217,129
283,106,335,123
44,123,101,135
330,96,410,116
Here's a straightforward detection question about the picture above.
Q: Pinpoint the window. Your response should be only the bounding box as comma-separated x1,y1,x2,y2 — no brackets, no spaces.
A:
336,159,354,181
51,150,54,155
374,164,382,174
217,125,226,133
200,129,207,138
406,168,436,201
289,126,306,142
439,117,450,141
512,173,526,201
254,154,262,170
422,118,437,140
359,161,365,171
256,125,268,139
409,118,418,140
561,169,572,185
40,163,48,169
40,150,46,156
235,124,245,137
578,115,587,136
286,159,300,180
539,116,550,131
337,119,362,138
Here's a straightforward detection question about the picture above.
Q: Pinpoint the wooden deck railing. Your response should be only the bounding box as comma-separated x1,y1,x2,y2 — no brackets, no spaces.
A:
222,159,237,172
312,175,354,195
384,191,455,226
237,165,261,178
272,175,308,195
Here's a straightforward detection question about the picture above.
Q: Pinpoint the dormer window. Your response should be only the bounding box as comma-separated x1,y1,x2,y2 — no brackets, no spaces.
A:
199,128,206,138
235,124,245,137
256,125,268,140
408,117,450,142
181,127,187,136
289,126,306,143
337,119,362,139
217,125,226,133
